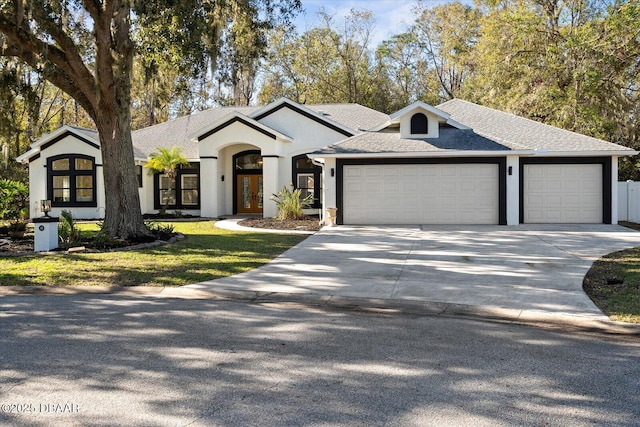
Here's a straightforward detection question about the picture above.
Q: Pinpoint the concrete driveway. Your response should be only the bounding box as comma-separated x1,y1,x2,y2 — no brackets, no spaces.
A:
189,224,640,320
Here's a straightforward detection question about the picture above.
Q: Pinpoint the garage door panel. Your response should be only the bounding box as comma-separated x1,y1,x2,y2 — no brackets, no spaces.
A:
523,164,602,223
343,164,499,225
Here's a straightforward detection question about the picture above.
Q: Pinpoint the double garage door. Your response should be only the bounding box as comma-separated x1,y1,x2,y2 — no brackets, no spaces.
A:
342,163,500,225
341,162,606,225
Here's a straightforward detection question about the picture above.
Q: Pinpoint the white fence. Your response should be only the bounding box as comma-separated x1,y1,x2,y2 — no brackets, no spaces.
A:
618,181,640,223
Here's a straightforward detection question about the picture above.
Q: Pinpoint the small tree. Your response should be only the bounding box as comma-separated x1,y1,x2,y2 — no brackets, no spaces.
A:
144,147,190,215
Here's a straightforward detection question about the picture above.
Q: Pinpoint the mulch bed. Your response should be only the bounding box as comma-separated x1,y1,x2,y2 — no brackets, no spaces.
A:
0,236,33,254
238,216,322,232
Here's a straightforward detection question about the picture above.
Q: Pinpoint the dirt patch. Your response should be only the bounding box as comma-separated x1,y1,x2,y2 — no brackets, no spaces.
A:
238,216,322,232
619,221,640,231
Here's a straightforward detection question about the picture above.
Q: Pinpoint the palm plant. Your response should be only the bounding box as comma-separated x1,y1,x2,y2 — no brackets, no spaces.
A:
144,147,190,215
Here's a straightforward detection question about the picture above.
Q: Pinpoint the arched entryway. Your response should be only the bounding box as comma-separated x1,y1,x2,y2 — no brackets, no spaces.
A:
233,150,263,214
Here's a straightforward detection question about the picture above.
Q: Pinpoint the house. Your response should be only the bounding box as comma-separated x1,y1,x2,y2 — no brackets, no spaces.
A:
16,97,637,225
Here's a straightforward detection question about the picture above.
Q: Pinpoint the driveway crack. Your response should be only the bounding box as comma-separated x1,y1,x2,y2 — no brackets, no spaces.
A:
390,227,420,298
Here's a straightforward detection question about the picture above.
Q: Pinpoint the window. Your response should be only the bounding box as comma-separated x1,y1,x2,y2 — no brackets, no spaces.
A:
235,152,263,170
159,175,177,206
181,174,199,206
47,154,96,207
136,165,143,188
410,113,428,134
292,154,322,208
154,164,200,209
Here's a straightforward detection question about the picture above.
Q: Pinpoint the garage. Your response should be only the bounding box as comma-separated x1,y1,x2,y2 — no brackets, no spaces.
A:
341,162,501,225
522,163,604,223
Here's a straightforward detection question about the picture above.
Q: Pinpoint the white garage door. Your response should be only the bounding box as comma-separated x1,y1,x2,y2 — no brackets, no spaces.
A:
342,164,499,224
523,164,602,223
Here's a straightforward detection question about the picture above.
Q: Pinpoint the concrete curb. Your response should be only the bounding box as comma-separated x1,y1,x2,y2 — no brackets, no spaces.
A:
214,218,317,235
1,285,638,338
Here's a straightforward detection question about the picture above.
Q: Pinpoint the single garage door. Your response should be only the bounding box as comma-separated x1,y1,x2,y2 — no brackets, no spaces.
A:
342,163,499,224
523,164,602,223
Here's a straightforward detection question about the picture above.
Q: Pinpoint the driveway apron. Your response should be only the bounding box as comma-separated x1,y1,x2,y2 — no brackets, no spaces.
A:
188,224,639,319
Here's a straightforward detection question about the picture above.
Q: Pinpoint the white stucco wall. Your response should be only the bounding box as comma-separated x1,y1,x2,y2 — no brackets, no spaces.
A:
257,107,349,153
197,107,351,218
28,134,105,220
399,109,441,139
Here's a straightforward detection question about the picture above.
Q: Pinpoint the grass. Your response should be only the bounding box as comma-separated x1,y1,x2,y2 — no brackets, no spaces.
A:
583,247,640,323
0,221,307,287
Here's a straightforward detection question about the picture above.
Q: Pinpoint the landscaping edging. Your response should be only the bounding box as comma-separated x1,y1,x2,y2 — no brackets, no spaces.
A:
0,233,185,257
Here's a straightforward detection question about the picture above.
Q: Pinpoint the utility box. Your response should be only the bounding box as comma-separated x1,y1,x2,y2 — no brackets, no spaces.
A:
33,217,59,252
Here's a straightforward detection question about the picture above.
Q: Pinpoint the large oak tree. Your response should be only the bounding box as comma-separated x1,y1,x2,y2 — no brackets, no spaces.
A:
0,0,300,239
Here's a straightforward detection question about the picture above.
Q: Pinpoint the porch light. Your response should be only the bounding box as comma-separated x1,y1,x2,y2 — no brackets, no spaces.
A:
40,199,52,217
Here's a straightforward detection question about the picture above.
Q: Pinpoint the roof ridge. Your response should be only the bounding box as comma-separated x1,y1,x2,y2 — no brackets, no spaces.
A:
446,99,613,145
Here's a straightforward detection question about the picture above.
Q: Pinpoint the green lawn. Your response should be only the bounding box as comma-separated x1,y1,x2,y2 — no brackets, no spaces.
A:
583,247,640,323
0,221,307,287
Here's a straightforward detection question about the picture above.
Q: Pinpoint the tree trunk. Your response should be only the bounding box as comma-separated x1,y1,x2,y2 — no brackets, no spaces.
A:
92,0,149,240
96,112,150,240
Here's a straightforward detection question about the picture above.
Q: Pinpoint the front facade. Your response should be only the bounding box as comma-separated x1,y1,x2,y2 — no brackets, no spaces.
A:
17,98,637,225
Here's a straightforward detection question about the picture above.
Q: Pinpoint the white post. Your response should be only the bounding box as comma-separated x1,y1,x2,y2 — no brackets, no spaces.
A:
33,218,59,252
506,156,519,225
262,156,279,218
200,157,218,218
322,157,337,225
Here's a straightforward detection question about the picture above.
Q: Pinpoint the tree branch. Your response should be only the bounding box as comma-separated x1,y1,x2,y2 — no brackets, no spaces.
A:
0,10,97,117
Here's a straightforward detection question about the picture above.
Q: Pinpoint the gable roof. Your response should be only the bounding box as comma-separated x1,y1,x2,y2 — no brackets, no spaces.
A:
250,98,355,137
437,99,634,153
190,111,293,143
312,99,637,157
131,102,388,159
16,126,100,163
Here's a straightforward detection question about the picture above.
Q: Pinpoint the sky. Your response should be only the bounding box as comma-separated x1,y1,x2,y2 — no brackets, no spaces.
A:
295,0,471,45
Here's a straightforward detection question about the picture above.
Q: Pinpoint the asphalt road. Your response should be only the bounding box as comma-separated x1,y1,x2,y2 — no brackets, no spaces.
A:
0,295,639,427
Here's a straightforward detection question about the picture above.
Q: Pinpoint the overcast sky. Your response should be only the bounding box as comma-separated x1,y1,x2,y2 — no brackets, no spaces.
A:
295,0,471,45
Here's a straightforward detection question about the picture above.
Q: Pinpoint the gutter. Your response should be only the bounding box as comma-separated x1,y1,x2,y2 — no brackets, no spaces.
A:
307,150,536,159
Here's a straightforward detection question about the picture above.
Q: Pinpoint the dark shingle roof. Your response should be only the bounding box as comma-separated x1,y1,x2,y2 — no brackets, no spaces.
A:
437,99,632,152
132,106,256,159
130,103,389,159
315,127,511,155
68,126,99,142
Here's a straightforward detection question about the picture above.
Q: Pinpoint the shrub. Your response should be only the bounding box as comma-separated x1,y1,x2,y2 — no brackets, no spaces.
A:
145,221,176,241
58,210,80,244
271,186,313,220
0,179,28,221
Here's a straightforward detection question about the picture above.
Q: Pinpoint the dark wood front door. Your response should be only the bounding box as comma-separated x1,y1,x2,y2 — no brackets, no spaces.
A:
237,174,263,214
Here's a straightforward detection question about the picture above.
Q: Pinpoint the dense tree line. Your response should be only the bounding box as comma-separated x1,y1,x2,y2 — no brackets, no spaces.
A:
259,0,640,178
0,0,300,238
0,0,638,236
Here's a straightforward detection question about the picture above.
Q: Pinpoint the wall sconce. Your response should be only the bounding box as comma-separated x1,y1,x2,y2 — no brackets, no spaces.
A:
40,199,52,217
331,168,335,177
508,166,512,176
221,175,225,182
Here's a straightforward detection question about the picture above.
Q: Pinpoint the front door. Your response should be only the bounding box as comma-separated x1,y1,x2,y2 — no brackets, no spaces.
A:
237,174,263,214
